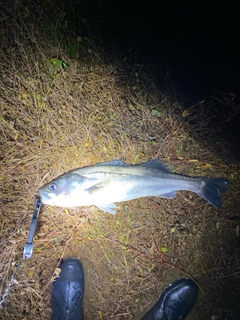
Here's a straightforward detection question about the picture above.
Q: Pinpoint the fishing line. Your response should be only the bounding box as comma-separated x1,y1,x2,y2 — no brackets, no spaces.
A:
0,259,26,308
0,199,43,308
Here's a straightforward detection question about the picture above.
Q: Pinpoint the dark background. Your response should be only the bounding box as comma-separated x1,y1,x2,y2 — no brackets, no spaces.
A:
97,0,240,99
27,0,240,153
81,0,239,159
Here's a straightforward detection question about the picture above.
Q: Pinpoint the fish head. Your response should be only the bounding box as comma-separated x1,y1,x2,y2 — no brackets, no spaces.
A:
38,172,86,207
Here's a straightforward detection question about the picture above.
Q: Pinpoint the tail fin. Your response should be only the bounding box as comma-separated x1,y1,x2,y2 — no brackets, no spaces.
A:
198,178,229,208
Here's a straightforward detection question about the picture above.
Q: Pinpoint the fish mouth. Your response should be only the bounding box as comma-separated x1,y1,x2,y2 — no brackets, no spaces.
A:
38,189,54,203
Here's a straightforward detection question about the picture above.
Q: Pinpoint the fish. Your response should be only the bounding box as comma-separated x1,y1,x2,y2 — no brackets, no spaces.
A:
38,159,229,214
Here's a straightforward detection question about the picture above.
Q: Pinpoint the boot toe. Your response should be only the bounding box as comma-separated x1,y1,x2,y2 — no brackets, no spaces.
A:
51,258,84,320
142,278,198,320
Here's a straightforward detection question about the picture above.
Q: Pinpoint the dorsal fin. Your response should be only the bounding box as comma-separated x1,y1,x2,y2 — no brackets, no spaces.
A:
140,160,171,172
95,159,171,172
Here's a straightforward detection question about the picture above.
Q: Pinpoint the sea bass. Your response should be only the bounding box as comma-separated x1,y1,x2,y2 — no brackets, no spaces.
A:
38,159,229,214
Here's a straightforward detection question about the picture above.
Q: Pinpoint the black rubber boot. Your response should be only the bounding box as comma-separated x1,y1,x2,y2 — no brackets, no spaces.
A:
142,278,198,320
51,258,84,320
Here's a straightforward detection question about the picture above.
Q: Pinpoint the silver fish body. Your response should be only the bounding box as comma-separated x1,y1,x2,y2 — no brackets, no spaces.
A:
38,159,229,214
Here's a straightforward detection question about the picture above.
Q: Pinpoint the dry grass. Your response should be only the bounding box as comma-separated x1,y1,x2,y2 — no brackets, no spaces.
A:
1,1,240,319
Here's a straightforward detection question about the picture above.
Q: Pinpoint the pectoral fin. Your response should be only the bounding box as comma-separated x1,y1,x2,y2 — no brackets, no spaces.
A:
158,191,176,199
85,180,111,194
96,203,118,214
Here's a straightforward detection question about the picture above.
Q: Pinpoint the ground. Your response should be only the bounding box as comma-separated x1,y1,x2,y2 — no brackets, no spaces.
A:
0,1,240,319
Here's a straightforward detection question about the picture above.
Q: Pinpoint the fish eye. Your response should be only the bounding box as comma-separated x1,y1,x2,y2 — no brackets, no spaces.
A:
49,183,56,191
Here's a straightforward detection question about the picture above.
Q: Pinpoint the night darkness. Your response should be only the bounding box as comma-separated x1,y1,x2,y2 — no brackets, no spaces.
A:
89,0,240,158
98,1,240,98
